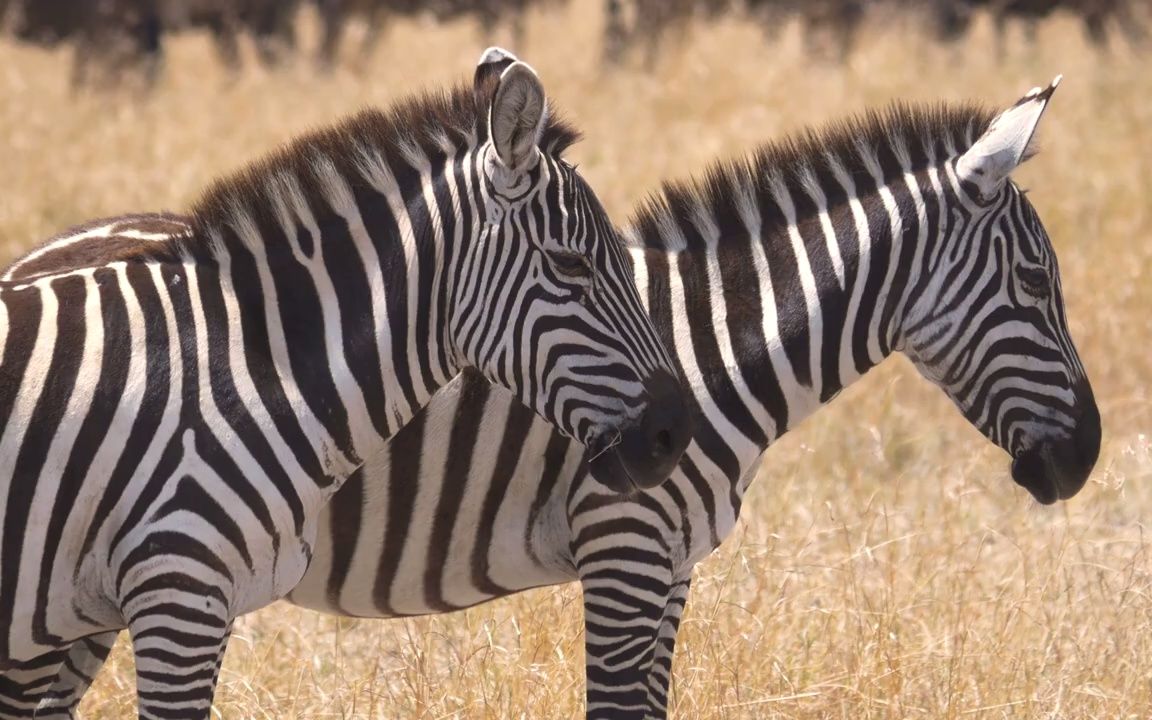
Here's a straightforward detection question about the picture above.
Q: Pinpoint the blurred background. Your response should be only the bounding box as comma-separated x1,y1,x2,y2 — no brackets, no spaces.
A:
3,1,1152,717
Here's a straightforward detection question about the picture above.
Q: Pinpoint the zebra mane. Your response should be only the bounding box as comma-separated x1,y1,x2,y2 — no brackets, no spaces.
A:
187,80,580,258
626,101,999,251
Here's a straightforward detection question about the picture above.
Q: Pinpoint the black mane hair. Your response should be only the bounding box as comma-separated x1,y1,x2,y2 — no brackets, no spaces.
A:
188,78,580,256
628,101,1000,250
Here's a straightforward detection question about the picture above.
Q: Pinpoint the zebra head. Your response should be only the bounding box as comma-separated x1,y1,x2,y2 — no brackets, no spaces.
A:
901,77,1100,505
451,48,692,492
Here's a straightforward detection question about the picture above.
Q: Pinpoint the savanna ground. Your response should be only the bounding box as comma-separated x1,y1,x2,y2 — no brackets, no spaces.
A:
2,2,1151,718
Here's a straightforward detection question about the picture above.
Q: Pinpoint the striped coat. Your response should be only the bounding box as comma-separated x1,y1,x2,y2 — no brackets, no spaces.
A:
0,49,691,719
9,78,1101,719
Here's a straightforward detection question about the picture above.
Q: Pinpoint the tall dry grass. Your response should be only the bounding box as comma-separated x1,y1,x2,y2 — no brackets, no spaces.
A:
2,3,1150,718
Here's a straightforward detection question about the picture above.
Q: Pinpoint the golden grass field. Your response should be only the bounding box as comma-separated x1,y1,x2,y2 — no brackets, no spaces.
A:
3,3,1152,718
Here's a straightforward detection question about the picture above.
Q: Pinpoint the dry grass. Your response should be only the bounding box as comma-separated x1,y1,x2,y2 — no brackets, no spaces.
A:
2,4,1151,719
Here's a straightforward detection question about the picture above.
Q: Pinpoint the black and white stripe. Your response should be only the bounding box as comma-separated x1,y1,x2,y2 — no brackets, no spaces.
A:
22,80,1101,719
0,49,692,719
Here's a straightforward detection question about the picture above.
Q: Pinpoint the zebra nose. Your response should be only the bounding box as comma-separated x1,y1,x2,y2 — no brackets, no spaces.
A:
1072,377,1101,473
646,368,691,444
585,369,693,494
620,369,694,488
1011,378,1101,505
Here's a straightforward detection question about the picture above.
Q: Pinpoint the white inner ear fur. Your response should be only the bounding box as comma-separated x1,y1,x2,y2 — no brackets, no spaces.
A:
488,62,547,177
957,82,1057,197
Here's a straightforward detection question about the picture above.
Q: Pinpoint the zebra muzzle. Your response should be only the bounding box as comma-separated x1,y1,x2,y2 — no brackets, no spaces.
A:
586,368,693,493
1010,378,1101,505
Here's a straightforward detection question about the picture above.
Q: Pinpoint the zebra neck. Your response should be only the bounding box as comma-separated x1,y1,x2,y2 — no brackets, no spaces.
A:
196,165,465,471
629,175,920,483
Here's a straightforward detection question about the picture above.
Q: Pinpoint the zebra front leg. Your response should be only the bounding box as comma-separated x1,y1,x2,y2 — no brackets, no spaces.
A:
68,38,93,92
642,578,690,719
125,586,233,719
207,13,242,76
580,557,673,719
0,649,71,718
601,0,628,65
356,8,389,70
33,632,117,719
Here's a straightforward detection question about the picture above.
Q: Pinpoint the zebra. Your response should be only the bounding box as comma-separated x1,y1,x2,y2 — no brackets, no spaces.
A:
16,78,1101,718
0,48,694,718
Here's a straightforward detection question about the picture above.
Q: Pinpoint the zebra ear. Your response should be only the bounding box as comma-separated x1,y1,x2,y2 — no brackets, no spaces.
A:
474,46,519,92
487,61,547,177
956,76,1061,196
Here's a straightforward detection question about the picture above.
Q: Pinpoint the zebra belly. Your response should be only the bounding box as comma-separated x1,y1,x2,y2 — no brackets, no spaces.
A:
288,381,584,618
291,499,578,618
289,515,577,620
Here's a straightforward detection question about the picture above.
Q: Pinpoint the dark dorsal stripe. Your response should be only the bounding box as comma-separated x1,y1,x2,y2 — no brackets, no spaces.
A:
4,214,191,282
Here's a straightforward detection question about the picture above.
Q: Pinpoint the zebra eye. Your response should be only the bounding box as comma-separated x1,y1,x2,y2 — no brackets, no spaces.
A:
548,250,591,280
1016,264,1050,299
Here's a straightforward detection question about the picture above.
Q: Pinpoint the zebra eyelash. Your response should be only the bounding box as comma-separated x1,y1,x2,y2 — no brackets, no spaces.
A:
1015,263,1050,299
548,250,592,280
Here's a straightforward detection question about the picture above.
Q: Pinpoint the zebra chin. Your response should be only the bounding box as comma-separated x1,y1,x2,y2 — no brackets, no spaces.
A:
587,441,677,494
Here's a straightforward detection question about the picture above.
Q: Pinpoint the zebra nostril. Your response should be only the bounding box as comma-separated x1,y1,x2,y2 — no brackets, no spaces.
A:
653,428,673,458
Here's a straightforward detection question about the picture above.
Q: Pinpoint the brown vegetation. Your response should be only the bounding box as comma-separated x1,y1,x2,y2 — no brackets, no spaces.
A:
2,3,1150,717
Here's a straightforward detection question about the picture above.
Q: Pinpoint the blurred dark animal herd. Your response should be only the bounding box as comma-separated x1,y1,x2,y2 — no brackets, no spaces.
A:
604,0,1150,65
1,0,1148,89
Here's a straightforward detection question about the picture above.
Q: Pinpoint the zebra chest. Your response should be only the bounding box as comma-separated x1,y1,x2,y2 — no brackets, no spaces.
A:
101,423,332,616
